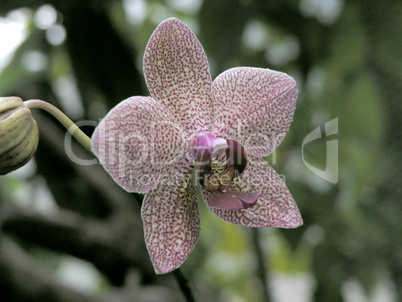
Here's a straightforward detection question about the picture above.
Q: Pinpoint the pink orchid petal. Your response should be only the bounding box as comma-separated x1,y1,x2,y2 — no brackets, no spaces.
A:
211,67,297,157
143,18,213,137
92,96,188,193
141,161,200,274
207,155,302,228
208,191,259,210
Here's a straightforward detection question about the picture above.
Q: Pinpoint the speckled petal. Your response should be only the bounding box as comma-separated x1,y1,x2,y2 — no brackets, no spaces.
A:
92,96,188,193
207,156,302,228
211,67,297,157
143,17,212,137
141,159,200,274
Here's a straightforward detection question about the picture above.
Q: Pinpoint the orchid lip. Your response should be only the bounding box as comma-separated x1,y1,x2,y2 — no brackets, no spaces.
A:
208,191,259,210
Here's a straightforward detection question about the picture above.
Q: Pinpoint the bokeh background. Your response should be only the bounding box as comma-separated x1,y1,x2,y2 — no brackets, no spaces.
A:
0,0,401,301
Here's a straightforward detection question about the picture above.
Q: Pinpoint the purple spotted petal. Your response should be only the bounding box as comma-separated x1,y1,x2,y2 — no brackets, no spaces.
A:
141,160,200,274
92,96,188,193
211,67,297,157
208,156,302,228
143,18,212,137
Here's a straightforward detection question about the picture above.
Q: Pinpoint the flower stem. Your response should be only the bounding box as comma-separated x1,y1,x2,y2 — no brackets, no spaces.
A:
24,99,92,153
172,268,196,302
252,228,271,302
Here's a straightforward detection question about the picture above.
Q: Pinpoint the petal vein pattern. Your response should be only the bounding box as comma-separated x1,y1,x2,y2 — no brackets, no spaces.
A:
141,159,200,274
212,67,297,157
144,18,213,137
92,96,188,193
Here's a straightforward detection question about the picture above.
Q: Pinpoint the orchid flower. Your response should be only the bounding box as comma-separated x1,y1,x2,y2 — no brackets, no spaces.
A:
92,18,302,274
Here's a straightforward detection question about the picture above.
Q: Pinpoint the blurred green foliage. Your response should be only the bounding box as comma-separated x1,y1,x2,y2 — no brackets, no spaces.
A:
0,0,401,302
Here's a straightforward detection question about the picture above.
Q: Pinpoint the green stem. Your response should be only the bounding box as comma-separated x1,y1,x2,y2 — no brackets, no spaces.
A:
24,99,92,153
172,268,196,302
252,228,271,302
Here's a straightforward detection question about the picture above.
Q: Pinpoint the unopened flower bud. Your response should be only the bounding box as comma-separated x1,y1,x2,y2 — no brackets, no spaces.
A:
0,97,39,175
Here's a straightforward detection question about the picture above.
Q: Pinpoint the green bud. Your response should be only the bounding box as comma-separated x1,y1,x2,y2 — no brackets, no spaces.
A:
0,97,39,175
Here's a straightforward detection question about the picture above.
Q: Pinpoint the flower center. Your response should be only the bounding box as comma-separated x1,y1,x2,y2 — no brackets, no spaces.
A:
195,134,247,192
194,133,259,210
204,150,235,191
